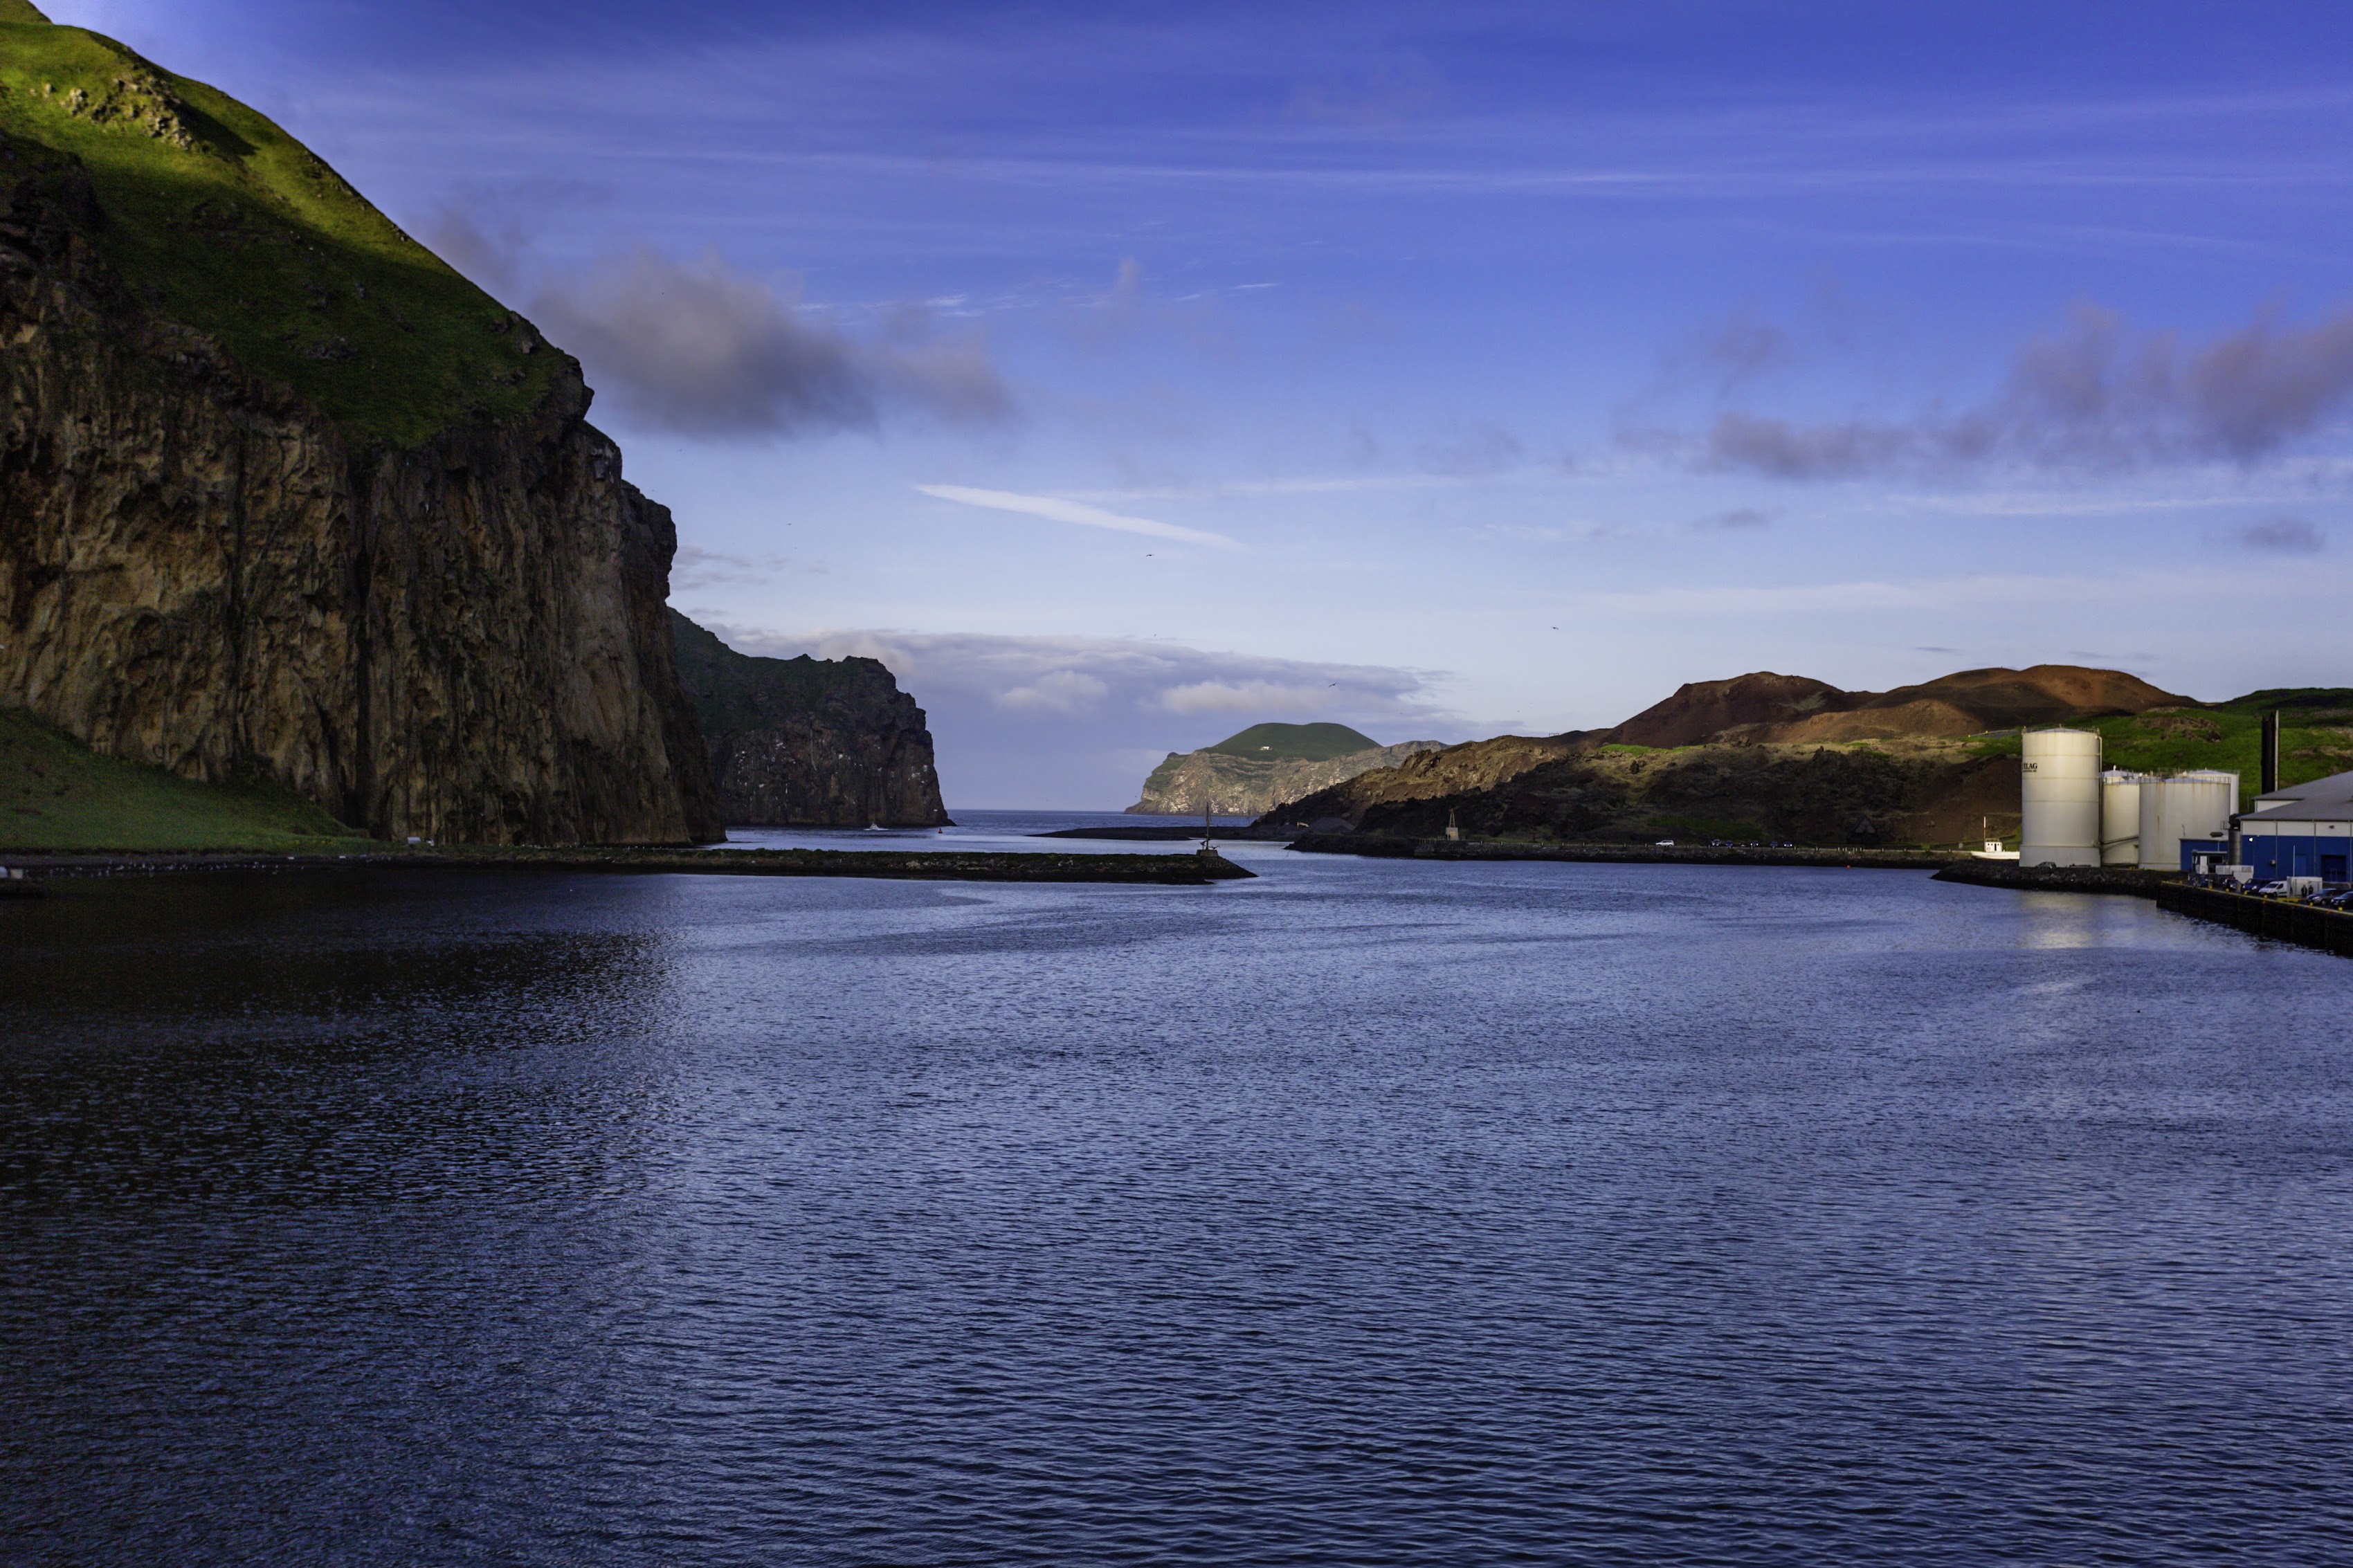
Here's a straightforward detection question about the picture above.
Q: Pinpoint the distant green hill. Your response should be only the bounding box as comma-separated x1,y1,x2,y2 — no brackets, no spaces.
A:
0,6,554,446
0,707,368,850
1205,722,1382,763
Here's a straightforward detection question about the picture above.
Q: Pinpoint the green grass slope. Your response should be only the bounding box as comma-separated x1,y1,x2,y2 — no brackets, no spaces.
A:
1206,722,1383,762
0,707,370,850
1957,689,2352,808
0,10,554,446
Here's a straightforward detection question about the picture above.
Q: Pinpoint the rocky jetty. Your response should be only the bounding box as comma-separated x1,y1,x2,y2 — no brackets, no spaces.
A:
0,10,721,844
671,613,948,828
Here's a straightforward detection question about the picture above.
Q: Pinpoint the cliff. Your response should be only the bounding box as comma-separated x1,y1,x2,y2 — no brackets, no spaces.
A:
1129,722,1444,816
671,612,949,828
0,12,722,844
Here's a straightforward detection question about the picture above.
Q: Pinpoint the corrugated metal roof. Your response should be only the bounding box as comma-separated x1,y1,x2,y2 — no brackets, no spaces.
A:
2250,766,2353,812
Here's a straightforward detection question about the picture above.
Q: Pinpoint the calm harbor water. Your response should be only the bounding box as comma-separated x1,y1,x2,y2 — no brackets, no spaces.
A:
4,844,2351,1565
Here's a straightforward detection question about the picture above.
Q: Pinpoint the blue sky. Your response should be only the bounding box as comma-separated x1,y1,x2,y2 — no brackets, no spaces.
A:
48,0,2353,805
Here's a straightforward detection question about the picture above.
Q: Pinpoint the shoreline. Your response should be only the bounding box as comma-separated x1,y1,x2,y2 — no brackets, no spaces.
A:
1284,835,1968,870
1033,825,1304,842
0,846,1256,886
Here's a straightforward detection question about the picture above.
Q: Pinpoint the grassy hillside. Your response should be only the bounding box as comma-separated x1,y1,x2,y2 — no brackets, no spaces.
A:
0,10,554,446
1206,722,1382,762
0,707,370,851
1950,689,2353,808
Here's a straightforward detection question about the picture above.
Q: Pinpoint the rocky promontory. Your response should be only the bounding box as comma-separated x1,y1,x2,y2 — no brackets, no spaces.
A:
0,9,721,844
671,613,949,828
1129,722,1442,817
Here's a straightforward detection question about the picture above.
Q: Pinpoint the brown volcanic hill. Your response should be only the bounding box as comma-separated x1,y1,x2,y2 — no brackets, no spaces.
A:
1853,666,2190,729
1619,664,2196,747
1612,673,1846,748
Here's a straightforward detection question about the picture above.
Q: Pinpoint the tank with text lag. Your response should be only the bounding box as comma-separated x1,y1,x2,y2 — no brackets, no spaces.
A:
2020,728,2103,868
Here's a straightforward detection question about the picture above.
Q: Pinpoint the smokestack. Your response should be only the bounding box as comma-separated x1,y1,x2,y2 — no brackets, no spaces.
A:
2261,709,2281,795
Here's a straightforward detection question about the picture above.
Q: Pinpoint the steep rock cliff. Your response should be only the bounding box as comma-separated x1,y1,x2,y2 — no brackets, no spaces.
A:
0,15,720,843
671,612,948,828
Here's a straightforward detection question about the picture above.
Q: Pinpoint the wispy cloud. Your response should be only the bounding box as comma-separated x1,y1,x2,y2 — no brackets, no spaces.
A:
914,484,1242,548
671,545,823,591
2222,515,2326,553
1693,506,1772,530
1697,301,2353,480
529,249,1012,438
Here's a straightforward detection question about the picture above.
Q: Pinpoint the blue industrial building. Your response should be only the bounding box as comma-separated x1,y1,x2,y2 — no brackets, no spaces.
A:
2234,767,2353,884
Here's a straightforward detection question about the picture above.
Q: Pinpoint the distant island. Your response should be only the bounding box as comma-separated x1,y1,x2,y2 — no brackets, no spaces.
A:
1129,723,1444,817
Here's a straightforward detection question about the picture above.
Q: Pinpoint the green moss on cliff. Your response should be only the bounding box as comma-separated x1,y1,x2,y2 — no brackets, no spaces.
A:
0,707,370,850
0,15,554,446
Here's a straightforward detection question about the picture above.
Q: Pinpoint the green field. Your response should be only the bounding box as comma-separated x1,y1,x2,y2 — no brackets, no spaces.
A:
0,707,371,852
0,7,551,446
1963,689,2353,808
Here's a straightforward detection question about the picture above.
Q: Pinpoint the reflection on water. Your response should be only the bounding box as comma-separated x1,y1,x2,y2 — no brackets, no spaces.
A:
4,862,2350,1566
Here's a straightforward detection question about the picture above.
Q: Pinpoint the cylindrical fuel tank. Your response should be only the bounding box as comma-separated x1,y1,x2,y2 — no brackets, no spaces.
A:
2101,769,2143,866
2020,728,2102,868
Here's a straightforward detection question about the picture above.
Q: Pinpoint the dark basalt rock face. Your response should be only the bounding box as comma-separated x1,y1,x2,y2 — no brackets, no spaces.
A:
670,612,950,829
0,138,723,844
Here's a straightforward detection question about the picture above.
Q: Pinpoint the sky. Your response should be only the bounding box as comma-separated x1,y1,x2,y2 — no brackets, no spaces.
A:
43,0,2353,805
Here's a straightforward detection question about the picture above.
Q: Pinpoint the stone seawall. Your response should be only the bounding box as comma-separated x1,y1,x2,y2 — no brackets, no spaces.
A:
2154,884,2353,958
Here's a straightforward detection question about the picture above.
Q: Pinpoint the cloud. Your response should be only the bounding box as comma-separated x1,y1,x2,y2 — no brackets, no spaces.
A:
1693,506,1772,530
914,484,1241,548
677,622,1464,808
1415,419,1525,476
422,206,525,295
670,545,819,592
1697,307,1794,388
1159,680,1352,714
1699,301,2353,480
996,670,1110,713
1282,62,1444,127
2224,515,2325,553
529,248,1012,437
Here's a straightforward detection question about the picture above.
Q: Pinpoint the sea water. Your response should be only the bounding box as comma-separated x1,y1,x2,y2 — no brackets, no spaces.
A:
3,851,2350,1565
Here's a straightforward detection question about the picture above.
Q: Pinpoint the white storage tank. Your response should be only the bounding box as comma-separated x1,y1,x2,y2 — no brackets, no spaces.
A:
2137,770,2239,871
2100,769,2143,866
2021,728,2103,867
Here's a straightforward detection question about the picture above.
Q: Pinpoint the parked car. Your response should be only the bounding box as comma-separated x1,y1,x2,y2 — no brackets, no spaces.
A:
2253,880,2289,896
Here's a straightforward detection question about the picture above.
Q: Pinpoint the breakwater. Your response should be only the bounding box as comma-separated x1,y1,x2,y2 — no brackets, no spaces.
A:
1287,835,1960,869
2154,883,2353,958
1930,862,2168,897
6,846,1254,886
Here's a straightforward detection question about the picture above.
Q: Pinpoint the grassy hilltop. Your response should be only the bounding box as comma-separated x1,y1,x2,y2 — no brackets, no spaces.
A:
0,2,554,445
1204,723,1383,763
